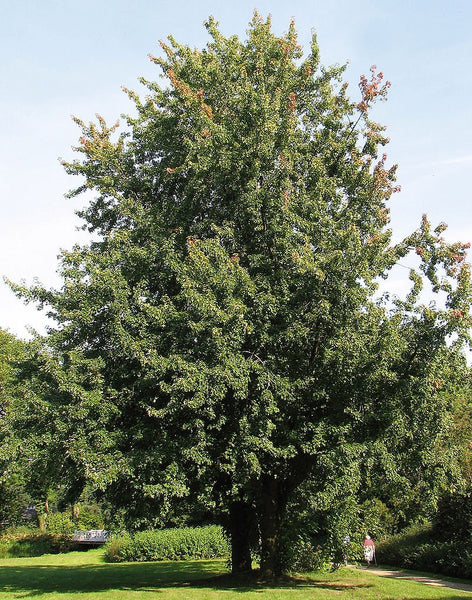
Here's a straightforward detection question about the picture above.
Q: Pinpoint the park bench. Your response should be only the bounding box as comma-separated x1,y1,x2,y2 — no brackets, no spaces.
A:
72,529,109,545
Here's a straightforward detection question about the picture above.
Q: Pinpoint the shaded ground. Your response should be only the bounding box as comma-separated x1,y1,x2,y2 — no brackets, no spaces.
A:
1,550,472,599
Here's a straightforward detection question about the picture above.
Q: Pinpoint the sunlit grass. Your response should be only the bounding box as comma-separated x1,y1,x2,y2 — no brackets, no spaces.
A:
0,549,471,599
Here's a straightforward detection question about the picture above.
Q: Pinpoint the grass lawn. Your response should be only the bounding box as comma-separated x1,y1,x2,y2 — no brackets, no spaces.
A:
0,549,471,599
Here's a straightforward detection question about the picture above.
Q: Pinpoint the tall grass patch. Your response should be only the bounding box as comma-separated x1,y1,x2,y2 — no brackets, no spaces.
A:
0,530,76,558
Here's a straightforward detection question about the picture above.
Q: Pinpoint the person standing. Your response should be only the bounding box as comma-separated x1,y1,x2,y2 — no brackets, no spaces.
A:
343,534,350,566
363,535,376,567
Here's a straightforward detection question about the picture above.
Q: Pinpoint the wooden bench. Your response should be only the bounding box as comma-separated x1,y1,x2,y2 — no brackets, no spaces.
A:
72,529,109,545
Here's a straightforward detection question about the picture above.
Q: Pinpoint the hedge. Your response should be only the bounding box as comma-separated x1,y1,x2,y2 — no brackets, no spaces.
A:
376,523,472,579
104,525,230,563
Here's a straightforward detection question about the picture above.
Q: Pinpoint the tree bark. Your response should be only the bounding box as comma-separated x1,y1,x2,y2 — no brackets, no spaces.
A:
258,476,286,578
230,500,253,573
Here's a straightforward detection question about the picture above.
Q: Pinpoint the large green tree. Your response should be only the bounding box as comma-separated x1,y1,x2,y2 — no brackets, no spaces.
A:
7,14,471,575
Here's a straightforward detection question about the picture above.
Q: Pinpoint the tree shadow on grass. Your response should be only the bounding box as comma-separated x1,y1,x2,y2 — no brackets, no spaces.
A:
0,560,375,597
190,569,376,594
4,560,468,599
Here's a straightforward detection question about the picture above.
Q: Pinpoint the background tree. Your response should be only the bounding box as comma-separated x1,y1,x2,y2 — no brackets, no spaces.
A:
0,329,32,525
7,13,471,575
0,329,26,417
448,365,472,483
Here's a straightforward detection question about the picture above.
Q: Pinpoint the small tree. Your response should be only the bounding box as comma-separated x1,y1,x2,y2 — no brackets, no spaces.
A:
7,14,471,575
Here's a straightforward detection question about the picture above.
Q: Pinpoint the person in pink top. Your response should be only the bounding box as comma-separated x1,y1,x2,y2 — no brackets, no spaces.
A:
363,535,376,566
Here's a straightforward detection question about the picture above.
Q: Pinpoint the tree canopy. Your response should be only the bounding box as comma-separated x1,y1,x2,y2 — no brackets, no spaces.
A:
6,13,472,575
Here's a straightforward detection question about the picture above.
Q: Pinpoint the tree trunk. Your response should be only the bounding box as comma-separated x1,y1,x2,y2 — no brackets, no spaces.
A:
259,476,286,578
230,500,253,573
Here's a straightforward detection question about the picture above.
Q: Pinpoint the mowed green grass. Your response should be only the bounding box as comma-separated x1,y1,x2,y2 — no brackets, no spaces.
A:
0,549,471,600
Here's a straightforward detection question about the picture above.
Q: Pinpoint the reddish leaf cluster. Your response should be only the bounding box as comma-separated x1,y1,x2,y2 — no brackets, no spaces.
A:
167,69,213,119
357,65,391,113
288,91,296,113
283,188,291,209
372,153,400,197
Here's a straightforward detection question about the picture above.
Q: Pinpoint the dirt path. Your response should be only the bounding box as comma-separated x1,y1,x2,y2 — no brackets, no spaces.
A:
363,566,472,594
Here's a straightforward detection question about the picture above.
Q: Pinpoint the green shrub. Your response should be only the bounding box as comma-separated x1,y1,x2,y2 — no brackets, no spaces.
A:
0,524,37,536
376,522,433,567
283,536,332,573
359,498,396,541
0,531,76,558
45,512,75,534
434,487,472,540
376,522,472,579
104,525,229,563
74,504,105,530
105,533,132,562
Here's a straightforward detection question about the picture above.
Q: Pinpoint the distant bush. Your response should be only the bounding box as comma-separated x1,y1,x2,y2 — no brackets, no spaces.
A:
104,525,229,563
35,504,105,535
0,531,77,558
376,523,433,566
376,522,472,579
282,535,332,573
74,504,105,530
45,512,75,535
359,498,396,541
434,488,472,541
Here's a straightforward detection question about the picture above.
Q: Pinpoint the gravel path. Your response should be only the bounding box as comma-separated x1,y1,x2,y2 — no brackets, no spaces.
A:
362,566,472,594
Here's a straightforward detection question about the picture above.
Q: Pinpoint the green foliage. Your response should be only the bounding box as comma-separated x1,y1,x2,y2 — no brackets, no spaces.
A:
359,498,396,541
433,486,472,540
39,502,106,534
0,329,26,405
104,525,229,562
282,535,332,573
281,490,395,569
69,501,106,530
0,530,76,558
0,475,30,526
376,522,432,565
447,375,472,482
5,13,472,576
377,522,472,579
0,330,32,525
44,512,75,534
281,491,358,568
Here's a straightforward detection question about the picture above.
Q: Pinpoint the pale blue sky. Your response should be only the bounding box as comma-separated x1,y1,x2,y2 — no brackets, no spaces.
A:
1,0,471,338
